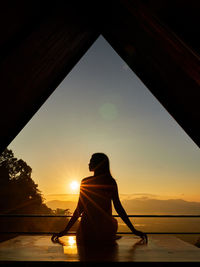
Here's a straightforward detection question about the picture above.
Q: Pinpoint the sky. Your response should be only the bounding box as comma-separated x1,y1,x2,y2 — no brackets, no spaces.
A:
9,36,200,202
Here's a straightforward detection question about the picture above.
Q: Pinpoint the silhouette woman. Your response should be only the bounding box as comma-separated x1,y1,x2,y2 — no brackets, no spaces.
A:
52,153,147,244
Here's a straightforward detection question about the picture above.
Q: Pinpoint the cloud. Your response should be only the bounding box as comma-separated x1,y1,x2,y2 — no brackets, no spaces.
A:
119,193,160,200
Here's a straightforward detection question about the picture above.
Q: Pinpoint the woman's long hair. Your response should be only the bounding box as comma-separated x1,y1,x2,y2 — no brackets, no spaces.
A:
91,153,112,177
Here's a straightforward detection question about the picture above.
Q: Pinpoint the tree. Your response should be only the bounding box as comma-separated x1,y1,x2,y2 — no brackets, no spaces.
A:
0,148,52,214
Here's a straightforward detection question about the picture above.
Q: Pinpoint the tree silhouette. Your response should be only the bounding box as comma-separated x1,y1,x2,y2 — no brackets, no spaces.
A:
0,148,52,214
0,148,74,237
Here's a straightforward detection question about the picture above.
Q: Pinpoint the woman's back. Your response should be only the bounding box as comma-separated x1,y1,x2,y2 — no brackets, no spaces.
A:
77,175,118,243
80,175,116,218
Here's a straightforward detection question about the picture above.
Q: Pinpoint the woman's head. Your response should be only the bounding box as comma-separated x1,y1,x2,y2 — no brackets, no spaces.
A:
89,153,111,175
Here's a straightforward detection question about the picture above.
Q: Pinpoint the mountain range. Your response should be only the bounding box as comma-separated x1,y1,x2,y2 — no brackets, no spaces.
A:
45,196,200,215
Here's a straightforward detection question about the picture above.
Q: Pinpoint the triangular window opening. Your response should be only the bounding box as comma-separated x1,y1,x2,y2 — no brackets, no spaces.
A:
2,36,200,234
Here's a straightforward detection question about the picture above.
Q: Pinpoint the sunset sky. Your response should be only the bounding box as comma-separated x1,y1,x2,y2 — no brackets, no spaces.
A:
9,36,200,202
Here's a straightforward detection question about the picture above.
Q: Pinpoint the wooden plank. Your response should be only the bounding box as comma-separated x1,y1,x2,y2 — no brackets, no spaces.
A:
102,0,200,147
0,3,99,153
0,234,200,262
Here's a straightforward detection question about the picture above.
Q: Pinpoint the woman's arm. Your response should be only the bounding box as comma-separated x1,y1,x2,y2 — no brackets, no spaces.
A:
59,201,82,235
112,182,147,242
51,193,83,241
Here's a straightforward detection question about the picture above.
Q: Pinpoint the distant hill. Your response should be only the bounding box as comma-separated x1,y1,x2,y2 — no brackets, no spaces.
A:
121,198,200,215
46,197,200,215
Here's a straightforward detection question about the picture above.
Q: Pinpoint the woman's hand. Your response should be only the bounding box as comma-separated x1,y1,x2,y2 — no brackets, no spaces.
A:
51,231,65,243
134,230,148,244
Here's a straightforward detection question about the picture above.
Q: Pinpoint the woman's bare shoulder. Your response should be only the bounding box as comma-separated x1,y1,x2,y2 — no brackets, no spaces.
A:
81,176,93,184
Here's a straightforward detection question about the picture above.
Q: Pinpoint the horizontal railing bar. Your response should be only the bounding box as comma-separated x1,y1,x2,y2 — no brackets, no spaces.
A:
1,214,200,218
1,231,200,235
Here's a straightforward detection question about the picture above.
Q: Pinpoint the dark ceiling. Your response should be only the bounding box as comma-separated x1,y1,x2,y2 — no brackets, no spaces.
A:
0,0,200,153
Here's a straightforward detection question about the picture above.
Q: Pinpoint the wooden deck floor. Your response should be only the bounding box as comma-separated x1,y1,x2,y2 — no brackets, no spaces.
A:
0,234,200,264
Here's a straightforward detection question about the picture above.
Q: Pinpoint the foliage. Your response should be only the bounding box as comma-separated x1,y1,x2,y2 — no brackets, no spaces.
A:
0,148,52,214
54,208,71,215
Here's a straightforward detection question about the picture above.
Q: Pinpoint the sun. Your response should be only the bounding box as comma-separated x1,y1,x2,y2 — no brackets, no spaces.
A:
70,181,79,192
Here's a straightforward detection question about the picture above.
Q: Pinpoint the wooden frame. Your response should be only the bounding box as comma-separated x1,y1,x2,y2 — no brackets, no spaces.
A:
0,0,199,152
